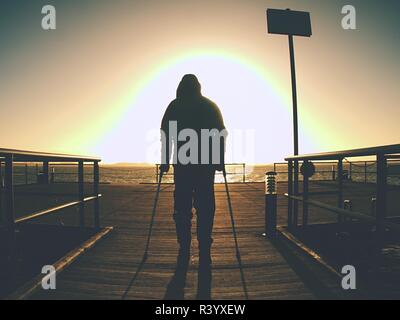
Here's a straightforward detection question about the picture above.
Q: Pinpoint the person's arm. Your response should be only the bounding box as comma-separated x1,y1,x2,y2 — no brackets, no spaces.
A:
214,105,227,171
160,103,173,173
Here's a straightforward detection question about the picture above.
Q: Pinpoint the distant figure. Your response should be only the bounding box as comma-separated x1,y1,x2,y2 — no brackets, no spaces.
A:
160,74,226,300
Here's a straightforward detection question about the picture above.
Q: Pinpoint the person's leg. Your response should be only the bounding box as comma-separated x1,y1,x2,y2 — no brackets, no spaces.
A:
193,167,216,299
173,166,194,260
167,166,193,293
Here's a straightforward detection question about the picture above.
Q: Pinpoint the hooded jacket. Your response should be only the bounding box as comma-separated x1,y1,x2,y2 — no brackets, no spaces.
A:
161,74,226,166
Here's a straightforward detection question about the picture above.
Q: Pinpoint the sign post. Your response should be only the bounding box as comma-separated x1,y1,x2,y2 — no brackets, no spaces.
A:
267,8,312,227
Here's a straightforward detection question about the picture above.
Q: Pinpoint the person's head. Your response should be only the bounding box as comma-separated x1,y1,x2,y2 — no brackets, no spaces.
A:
176,74,201,99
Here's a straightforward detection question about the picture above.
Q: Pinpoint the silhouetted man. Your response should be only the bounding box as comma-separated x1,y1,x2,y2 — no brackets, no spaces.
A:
160,74,226,300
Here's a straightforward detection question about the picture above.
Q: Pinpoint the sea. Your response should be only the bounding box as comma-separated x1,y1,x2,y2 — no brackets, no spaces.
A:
4,162,400,186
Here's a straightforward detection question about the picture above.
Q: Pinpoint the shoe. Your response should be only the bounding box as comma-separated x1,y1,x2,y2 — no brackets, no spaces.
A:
164,245,190,300
196,241,212,299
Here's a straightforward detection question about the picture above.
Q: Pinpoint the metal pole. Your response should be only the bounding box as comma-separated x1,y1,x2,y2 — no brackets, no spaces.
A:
4,155,16,290
36,163,39,183
122,171,164,299
302,161,309,227
376,154,387,234
337,159,344,223
223,169,248,300
94,161,100,228
288,34,300,228
0,160,3,188
287,160,293,229
365,161,368,183
349,162,352,180
43,160,49,184
288,35,299,156
4,155,15,235
293,160,299,227
78,161,85,227
332,164,336,181
242,163,245,183
25,163,28,185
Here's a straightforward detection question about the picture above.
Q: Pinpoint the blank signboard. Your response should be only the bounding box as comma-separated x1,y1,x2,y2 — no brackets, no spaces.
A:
267,9,312,37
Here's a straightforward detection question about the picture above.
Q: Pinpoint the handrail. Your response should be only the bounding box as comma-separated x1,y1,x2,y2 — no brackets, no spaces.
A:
284,143,399,234
1,147,102,271
0,148,100,162
285,194,400,233
15,195,102,224
285,143,400,161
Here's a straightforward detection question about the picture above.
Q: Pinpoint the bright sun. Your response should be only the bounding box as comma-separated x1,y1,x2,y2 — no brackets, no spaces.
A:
93,54,315,164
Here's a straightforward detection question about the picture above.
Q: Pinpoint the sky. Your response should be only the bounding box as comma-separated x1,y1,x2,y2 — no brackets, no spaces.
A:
0,0,399,163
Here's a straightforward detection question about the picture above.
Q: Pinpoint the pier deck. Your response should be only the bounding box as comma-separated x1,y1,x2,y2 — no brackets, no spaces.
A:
28,182,315,300
3,180,400,300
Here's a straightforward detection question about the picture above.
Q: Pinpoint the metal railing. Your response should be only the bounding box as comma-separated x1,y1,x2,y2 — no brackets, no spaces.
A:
0,148,101,264
284,143,400,232
154,163,247,183
0,162,98,186
273,159,400,184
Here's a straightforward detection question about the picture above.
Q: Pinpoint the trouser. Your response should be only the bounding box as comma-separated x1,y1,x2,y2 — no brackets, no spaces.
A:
173,165,216,265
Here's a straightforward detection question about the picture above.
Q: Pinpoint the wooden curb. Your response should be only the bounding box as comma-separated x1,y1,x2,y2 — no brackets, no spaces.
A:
6,226,113,300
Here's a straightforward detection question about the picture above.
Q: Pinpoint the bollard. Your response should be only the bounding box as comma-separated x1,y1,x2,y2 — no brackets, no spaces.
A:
337,199,352,237
371,197,376,217
264,171,277,238
343,199,353,223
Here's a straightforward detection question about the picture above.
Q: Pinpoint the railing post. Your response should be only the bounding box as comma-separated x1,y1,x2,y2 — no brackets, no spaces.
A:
332,165,336,181
302,160,309,227
376,153,387,234
43,160,49,184
50,167,56,183
0,159,3,188
349,162,352,180
4,155,15,236
25,163,28,185
287,160,293,229
364,161,368,183
293,160,299,227
4,155,16,290
78,161,85,227
337,158,344,223
94,161,100,228
242,163,245,183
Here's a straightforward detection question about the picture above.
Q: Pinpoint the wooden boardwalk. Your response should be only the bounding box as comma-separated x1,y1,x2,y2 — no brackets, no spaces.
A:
31,183,315,300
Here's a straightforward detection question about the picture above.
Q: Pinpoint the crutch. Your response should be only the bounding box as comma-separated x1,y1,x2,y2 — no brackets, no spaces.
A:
122,170,164,300
222,167,249,300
